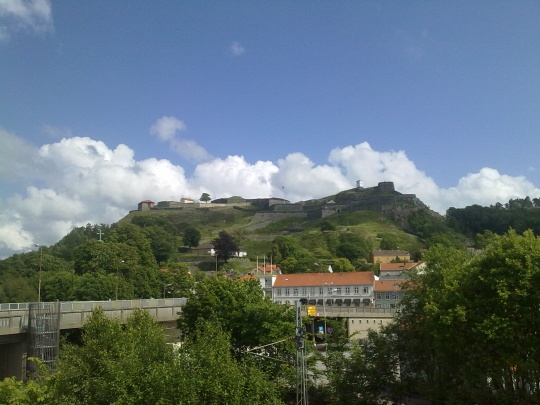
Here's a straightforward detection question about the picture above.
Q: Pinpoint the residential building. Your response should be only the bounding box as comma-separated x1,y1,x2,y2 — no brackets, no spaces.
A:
241,264,282,298
374,279,407,309
370,249,410,264
272,272,375,307
379,261,424,280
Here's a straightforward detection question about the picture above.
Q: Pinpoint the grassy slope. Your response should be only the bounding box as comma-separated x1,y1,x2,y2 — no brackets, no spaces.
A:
121,204,423,264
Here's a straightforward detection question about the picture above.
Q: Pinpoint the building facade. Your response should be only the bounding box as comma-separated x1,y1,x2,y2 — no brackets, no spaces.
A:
272,272,375,307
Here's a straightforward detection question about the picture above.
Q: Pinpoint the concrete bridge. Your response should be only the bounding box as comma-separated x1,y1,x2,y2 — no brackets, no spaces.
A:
0,298,185,380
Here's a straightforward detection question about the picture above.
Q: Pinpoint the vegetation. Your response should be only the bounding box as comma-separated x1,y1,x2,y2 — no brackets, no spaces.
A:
1,227,540,403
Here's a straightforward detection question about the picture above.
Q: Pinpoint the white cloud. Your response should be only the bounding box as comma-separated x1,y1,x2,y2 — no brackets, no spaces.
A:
0,0,53,40
192,155,278,199
150,116,212,163
1,133,539,259
272,153,352,202
230,41,245,56
150,116,186,141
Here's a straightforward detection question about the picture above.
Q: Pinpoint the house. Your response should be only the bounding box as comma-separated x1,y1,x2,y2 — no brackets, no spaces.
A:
272,272,375,307
374,279,407,309
180,197,195,203
379,261,424,280
370,249,410,264
241,264,282,298
138,200,155,211
192,242,247,258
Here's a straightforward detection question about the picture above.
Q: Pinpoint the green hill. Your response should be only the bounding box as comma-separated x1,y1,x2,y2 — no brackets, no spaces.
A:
0,182,459,303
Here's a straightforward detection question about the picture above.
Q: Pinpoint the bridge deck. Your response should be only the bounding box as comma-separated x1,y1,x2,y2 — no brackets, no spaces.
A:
0,298,186,336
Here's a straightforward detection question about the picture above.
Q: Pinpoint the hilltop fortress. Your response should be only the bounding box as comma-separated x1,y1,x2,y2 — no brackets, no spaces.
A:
136,182,431,225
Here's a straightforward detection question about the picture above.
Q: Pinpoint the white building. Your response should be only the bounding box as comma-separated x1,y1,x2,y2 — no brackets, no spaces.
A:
272,272,375,307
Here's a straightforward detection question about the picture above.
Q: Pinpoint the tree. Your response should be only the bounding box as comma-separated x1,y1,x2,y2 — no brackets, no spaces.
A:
182,226,201,248
387,230,540,403
143,225,176,265
199,192,211,203
271,235,301,262
161,261,194,298
332,257,355,272
325,329,401,405
174,320,282,404
178,276,297,395
212,230,238,262
320,220,336,232
378,233,399,250
336,233,373,263
48,308,175,404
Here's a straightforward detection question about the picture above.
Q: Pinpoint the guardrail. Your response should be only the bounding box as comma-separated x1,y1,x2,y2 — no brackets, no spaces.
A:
0,298,187,336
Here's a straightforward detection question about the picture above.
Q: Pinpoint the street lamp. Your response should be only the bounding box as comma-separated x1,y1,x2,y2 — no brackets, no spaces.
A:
34,244,43,303
115,260,124,300
163,283,173,298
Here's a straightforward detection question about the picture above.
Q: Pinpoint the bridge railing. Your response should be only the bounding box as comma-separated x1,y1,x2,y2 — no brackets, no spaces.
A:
0,298,187,336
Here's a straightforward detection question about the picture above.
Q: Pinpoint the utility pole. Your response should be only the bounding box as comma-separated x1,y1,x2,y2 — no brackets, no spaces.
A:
34,244,43,303
295,300,308,405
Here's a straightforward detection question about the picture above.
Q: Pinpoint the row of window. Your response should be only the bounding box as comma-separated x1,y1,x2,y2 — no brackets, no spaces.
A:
375,292,400,300
275,286,370,297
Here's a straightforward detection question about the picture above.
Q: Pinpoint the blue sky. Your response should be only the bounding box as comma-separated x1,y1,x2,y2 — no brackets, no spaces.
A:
1,0,539,258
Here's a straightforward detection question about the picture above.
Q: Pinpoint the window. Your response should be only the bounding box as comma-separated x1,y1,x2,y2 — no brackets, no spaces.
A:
363,286,369,294
310,287,316,295
277,289,282,296
345,287,350,294
351,320,354,324
354,286,359,294
319,287,323,295
285,288,290,296
392,292,398,300
327,287,334,295
293,288,298,296
302,287,307,295
336,287,342,295
376,293,381,300
385,293,390,300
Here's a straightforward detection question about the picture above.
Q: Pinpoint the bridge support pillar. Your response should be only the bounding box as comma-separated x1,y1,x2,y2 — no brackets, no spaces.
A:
0,337,27,380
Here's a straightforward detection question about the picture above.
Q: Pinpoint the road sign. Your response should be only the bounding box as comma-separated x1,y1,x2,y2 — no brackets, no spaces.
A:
307,305,316,316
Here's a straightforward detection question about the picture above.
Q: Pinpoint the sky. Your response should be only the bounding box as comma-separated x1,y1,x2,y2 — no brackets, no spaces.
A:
1,0,539,259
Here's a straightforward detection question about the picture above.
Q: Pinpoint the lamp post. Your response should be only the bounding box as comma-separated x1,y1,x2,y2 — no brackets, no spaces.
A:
115,260,124,300
34,244,43,303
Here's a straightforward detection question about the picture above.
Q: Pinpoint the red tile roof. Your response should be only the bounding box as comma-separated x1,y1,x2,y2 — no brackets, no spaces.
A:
375,279,406,292
379,261,422,271
252,264,281,275
273,272,374,288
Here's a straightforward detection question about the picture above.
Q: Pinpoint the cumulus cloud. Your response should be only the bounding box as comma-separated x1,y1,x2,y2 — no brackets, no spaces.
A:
230,41,245,56
192,155,278,199
0,0,53,40
1,133,539,259
150,116,212,162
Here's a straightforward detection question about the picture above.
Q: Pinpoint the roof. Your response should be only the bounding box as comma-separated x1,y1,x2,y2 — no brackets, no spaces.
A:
251,264,281,275
273,272,374,288
139,200,154,203
380,261,423,271
375,279,406,292
371,249,410,256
